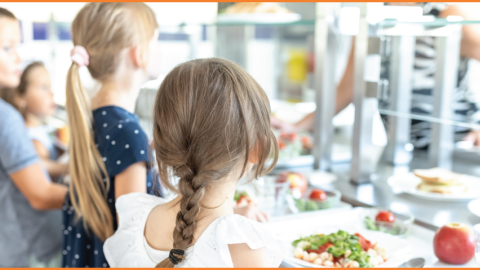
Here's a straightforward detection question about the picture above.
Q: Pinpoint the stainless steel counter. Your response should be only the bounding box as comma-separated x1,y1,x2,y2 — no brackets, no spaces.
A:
272,149,479,231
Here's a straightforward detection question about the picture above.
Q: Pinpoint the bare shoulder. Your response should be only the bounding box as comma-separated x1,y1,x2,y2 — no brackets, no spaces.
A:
228,243,271,267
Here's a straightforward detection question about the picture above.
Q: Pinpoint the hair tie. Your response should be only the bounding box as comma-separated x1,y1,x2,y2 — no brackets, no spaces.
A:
70,45,89,67
168,249,185,265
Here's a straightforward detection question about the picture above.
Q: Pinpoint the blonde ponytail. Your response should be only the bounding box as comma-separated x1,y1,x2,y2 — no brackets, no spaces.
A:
65,2,157,242
66,63,112,241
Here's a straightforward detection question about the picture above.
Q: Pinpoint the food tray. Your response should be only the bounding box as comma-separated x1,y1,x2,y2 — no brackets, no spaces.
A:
265,208,477,268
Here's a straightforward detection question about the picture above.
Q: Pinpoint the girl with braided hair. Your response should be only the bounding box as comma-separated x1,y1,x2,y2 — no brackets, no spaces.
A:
104,58,286,267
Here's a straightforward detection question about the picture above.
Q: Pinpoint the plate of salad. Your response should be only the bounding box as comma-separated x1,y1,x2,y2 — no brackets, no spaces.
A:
284,229,412,268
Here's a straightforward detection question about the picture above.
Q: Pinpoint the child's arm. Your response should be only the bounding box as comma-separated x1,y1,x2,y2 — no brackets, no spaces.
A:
233,204,269,222
10,162,67,210
229,244,271,267
32,140,69,178
114,162,147,201
114,162,147,222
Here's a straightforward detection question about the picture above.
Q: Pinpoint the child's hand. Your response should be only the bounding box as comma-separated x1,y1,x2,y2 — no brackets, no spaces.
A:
233,203,269,223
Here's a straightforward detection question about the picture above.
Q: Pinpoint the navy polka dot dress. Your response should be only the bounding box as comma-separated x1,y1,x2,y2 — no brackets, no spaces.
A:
62,106,161,268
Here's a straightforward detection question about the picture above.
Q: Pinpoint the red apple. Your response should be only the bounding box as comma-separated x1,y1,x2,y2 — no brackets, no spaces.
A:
434,223,475,265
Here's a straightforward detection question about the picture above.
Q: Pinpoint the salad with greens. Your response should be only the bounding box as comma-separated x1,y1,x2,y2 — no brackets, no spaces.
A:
287,189,341,213
292,230,389,268
364,216,408,236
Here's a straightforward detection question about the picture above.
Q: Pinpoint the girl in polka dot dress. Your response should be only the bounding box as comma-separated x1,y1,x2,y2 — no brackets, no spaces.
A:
62,3,159,268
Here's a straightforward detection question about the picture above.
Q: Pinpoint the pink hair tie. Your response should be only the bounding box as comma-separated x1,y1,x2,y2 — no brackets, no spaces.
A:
70,45,89,67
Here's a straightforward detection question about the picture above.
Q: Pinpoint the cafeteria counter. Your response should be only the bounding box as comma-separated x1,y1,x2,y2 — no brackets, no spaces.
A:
272,149,479,268
273,149,478,231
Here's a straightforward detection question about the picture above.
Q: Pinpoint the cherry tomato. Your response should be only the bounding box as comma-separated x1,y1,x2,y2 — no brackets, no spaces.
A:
375,210,395,223
309,189,327,201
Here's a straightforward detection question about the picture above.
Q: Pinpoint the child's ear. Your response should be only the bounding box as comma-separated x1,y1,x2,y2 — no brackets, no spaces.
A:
130,45,147,69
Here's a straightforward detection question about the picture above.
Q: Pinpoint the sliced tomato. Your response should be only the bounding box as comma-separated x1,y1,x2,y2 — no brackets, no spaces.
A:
306,242,334,254
354,233,373,251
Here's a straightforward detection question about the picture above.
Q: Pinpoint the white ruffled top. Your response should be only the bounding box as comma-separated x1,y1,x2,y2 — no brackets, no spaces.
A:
103,193,286,268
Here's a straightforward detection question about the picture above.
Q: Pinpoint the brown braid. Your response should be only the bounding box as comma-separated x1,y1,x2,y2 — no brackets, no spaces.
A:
153,58,279,267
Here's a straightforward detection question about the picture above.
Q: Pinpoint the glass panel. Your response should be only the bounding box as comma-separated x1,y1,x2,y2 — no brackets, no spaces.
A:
377,18,480,27
376,34,480,137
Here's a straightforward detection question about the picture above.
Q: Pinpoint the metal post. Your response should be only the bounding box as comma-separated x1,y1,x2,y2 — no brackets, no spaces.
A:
384,36,415,164
216,25,247,68
429,26,461,169
351,3,377,184
312,3,339,171
208,23,217,58
186,25,202,60
244,25,255,72
271,25,281,101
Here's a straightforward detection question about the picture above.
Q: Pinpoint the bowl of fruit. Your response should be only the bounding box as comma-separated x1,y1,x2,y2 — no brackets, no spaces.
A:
360,208,414,238
287,187,341,213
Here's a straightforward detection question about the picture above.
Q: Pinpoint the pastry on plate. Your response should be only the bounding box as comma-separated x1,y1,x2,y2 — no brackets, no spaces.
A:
413,168,468,194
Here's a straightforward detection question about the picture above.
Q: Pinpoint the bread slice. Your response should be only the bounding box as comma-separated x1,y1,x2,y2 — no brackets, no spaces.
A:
413,168,463,184
417,181,468,194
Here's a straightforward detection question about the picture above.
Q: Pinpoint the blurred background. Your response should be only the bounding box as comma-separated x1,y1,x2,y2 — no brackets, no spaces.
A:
7,1,480,177
5,1,480,230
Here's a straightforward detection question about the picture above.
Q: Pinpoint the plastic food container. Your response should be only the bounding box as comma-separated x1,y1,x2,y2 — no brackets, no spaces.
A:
251,176,290,217
360,208,414,238
286,188,341,213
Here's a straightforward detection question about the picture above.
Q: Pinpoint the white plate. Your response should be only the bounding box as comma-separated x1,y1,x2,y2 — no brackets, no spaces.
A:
217,13,301,24
468,198,480,217
306,170,338,186
282,229,412,268
387,173,480,202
